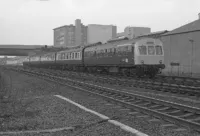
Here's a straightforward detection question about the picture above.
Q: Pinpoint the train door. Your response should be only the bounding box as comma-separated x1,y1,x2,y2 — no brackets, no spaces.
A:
130,45,135,64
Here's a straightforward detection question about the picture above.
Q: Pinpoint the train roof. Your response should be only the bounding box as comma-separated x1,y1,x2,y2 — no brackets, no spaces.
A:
107,37,129,43
84,36,154,49
84,37,162,51
54,37,162,53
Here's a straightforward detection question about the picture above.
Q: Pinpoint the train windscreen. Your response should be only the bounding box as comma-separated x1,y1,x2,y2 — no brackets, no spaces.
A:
148,46,155,55
155,45,163,55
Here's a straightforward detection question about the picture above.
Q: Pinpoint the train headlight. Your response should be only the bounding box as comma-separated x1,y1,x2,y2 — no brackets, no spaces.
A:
159,60,162,64
141,60,144,64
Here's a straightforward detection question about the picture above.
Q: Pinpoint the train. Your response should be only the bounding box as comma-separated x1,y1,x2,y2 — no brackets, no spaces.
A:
23,37,165,77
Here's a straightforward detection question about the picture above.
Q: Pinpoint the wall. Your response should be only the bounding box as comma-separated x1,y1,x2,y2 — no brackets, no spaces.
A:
87,25,117,44
66,25,75,46
54,26,67,47
161,31,200,76
54,25,76,47
82,26,88,45
74,19,87,46
75,19,82,46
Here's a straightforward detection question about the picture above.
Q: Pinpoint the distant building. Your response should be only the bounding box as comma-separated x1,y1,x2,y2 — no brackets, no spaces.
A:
87,24,117,44
75,19,88,46
53,19,87,47
124,27,151,39
53,25,72,47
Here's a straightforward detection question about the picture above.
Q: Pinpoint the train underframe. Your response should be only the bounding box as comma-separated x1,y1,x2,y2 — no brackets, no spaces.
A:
24,62,165,78
83,64,165,78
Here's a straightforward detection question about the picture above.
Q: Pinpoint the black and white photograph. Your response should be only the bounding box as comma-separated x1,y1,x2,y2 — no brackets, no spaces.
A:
0,0,200,135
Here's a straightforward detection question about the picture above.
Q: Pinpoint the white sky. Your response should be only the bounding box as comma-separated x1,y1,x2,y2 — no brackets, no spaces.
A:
0,0,199,45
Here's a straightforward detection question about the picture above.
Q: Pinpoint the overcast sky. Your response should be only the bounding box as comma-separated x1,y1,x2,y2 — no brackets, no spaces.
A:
0,0,199,45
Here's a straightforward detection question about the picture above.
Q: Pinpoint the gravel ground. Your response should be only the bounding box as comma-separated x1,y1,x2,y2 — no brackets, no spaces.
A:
2,96,134,136
0,69,135,136
2,67,200,136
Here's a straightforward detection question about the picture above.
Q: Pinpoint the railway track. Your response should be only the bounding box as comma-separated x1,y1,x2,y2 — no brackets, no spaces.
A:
31,68,200,98
9,67,200,133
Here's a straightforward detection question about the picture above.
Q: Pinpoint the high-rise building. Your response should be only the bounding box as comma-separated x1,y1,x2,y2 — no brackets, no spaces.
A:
66,25,75,46
53,25,75,47
53,19,87,47
75,19,87,46
53,25,67,47
87,24,117,44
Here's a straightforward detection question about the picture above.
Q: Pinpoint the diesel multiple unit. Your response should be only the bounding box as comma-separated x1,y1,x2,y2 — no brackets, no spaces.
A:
23,37,165,77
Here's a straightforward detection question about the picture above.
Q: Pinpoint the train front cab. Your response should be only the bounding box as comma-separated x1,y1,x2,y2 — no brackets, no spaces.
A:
134,38,165,77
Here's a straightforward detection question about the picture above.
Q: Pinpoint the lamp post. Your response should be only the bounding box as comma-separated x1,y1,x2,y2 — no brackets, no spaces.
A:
189,39,194,76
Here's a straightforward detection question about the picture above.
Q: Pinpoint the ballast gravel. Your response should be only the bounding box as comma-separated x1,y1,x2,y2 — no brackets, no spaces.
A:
0,69,134,136
57,84,200,136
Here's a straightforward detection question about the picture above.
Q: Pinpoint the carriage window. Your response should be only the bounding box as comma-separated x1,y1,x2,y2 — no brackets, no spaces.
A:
58,54,61,60
75,52,78,58
112,48,116,54
79,52,81,58
70,53,72,59
65,53,68,59
139,45,147,55
155,45,163,55
66,53,68,59
148,46,155,55
52,55,55,60
77,52,79,58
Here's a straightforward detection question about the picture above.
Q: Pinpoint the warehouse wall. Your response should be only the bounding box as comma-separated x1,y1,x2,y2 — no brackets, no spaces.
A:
161,31,200,76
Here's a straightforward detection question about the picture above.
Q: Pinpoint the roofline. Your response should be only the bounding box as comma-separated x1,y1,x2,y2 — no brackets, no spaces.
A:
162,29,200,36
138,30,168,37
53,25,75,30
88,24,116,27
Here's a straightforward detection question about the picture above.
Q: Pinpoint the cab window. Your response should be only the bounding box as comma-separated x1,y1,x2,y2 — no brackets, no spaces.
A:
148,46,155,55
138,45,147,55
155,45,163,55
